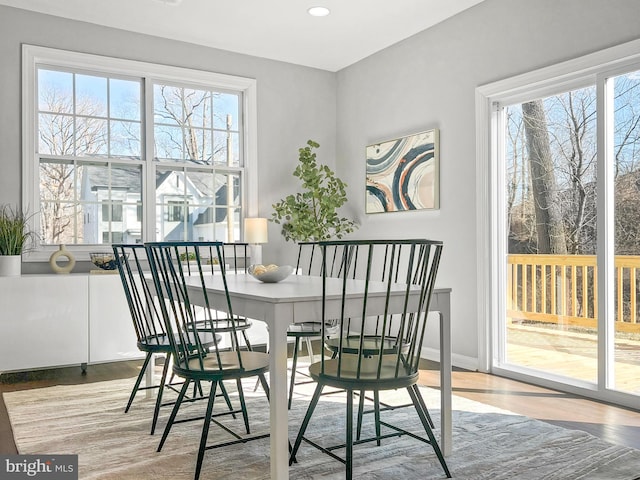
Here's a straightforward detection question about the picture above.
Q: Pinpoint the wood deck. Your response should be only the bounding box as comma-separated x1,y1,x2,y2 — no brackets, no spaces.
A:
506,323,640,394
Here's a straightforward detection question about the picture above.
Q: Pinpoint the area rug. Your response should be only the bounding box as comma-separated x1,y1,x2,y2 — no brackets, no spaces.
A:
3,375,640,479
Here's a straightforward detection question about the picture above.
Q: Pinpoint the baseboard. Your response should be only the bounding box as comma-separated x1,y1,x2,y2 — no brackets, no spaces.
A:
421,347,479,372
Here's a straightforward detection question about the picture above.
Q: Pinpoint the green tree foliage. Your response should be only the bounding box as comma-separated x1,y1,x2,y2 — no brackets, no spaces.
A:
272,140,357,242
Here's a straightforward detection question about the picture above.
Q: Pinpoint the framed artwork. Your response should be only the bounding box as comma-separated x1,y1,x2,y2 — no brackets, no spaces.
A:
366,129,439,213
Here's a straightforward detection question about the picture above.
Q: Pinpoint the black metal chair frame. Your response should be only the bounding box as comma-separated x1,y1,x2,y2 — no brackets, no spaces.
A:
182,242,254,351
323,241,437,438
114,244,197,434
146,241,271,480
288,239,451,479
114,244,238,435
284,241,347,409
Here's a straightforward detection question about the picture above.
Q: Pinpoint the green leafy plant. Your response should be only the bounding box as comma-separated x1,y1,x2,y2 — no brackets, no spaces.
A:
0,205,36,255
179,251,197,261
272,140,357,242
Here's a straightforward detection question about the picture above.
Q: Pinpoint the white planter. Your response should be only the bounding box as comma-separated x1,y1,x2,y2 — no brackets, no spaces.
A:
0,255,21,276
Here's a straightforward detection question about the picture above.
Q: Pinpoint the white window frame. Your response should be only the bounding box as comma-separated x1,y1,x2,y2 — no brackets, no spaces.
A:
476,38,640,410
22,45,258,261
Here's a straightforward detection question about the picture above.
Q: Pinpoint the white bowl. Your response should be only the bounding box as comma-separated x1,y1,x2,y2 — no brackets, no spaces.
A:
248,264,294,283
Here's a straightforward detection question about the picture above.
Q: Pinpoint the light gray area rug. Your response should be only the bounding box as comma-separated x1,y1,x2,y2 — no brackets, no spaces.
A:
4,376,640,479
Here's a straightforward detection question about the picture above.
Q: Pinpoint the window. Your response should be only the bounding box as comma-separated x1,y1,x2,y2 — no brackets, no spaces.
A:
167,201,184,222
476,39,640,410
23,45,257,259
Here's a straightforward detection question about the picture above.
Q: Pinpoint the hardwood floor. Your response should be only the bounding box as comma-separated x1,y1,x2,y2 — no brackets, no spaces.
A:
419,361,640,451
1,358,640,456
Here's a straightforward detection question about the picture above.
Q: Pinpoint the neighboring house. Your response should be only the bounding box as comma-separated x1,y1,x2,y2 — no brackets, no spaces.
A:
81,168,239,243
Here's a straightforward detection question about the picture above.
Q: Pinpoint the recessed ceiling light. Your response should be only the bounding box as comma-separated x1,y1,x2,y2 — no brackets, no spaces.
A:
308,6,330,17
153,0,183,5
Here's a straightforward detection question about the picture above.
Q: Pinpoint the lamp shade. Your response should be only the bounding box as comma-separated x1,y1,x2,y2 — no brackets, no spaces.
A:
244,217,268,244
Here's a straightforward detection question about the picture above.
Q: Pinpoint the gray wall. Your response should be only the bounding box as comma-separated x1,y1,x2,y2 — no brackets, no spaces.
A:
3,1,640,365
335,0,640,365
0,5,336,270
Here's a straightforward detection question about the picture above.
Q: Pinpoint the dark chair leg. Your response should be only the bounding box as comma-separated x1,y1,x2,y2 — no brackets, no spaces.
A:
125,352,152,413
157,379,191,452
151,353,172,435
288,337,300,410
258,374,270,401
218,381,237,420
356,389,365,440
373,390,381,447
407,385,451,478
194,380,204,398
346,389,354,480
194,381,218,480
237,378,251,434
411,383,435,428
289,382,324,465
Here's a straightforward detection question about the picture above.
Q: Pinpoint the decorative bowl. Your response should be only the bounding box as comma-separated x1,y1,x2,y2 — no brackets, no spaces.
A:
248,264,293,283
90,252,127,271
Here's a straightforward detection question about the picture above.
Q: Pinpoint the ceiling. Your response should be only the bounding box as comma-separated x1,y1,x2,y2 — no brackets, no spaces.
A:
0,0,485,71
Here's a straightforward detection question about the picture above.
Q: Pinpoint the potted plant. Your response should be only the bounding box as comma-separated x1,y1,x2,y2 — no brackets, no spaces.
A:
272,140,358,242
0,205,36,276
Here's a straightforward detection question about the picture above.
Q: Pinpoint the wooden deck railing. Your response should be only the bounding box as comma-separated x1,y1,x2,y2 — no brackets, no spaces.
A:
507,254,640,333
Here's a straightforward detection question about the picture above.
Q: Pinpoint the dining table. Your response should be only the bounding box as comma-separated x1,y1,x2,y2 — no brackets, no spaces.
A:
181,272,452,480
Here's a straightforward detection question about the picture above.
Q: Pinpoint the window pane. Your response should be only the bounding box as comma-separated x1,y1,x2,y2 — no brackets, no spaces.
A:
76,117,108,156
111,120,141,158
184,88,212,128
504,86,598,384
612,69,640,394
110,78,141,121
216,207,241,242
213,131,240,166
76,74,108,117
154,84,182,125
40,160,77,202
155,125,184,161
39,201,77,245
157,202,187,241
38,113,74,155
111,165,142,194
185,128,211,164
38,69,73,114
190,206,214,241
186,171,215,205
213,92,240,130
216,172,240,207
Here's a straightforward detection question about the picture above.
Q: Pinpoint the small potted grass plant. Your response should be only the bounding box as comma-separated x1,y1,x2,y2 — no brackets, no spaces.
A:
0,205,36,276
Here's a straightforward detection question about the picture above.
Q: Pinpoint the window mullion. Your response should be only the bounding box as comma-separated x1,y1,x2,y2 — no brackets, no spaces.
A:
143,77,155,242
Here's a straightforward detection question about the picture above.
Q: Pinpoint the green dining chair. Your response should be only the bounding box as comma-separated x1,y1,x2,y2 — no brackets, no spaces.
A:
146,241,270,480
289,239,451,479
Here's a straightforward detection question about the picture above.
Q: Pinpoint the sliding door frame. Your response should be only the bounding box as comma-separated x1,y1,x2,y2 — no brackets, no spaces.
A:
475,38,640,410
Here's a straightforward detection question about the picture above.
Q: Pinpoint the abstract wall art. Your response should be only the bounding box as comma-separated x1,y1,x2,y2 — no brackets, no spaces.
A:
366,129,439,213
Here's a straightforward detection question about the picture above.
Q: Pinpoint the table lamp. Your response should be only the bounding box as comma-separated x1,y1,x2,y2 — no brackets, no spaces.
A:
244,217,268,265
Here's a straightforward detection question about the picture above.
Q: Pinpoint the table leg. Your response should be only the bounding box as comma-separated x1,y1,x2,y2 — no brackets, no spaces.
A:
267,304,292,479
439,307,452,457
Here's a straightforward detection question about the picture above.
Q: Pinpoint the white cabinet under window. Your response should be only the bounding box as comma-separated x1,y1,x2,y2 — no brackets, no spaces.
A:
0,274,142,373
0,275,89,372
88,275,142,364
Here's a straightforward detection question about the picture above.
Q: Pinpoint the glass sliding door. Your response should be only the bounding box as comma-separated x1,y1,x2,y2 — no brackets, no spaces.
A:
612,70,640,395
503,86,599,385
481,40,640,409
